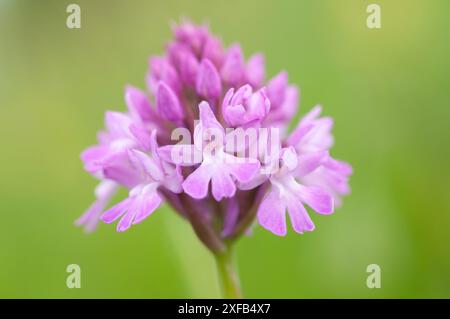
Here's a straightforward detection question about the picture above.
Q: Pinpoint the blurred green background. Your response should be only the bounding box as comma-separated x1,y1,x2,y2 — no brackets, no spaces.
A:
1,0,449,298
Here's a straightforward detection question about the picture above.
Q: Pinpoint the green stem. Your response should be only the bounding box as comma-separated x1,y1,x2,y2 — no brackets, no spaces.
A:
215,245,242,299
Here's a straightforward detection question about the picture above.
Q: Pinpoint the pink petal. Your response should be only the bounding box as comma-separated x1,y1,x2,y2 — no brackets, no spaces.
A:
147,57,180,94
227,160,260,183
125,86,154,122
196,59,221,99
298,185,334,214
178,50,199,87
196,102,225,150
246,53,265,88
103,164,141,189
161,165,183,193
286,123,314,147
223,104,247,126
132,190,162,224
156,81,184,122
105,111,132,138
202,36,224,68
75,199,104,232
282,86,299,117
300,105,323,125
158,144,201,166
117,209,136,232
281,147,298,171
257,188,287,236
287,198,315,234
211,169,236,201
80,145,108,173
198,101,223,131
266,71,288,109
296,150,328,177
220,44,245,86
101,198,131,223
127,149,163,181
129,124,152,151
182,163,213,199
324,157,353,175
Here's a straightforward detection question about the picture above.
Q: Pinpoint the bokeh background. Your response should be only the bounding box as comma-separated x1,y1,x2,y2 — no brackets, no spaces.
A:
1,0,449,298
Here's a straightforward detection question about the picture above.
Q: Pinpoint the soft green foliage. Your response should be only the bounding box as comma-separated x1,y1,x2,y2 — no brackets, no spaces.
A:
1,0,449,298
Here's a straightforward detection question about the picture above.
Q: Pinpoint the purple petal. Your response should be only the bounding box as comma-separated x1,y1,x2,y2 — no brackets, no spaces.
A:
125,86,155,122
147,56,180,94
81,145,108,174
287,198,315,234
101,198,131,223
227,160,260,183
132,188,162,224
300,104,323,125
178,50,199,87
76,200,104,232
257,187,287,236
223,104,247,127
129,124,152,151
196,59,222,100
246,53,265,88
161,165,184,193
172,21,207,54
76,180,118,232
296,150,328,177
222,85,270,127
281,147,298,171
117,209,136,232
281,86,299,118
266,71,288,109
324,157,353,175
127,149,163,181
202,36,224,68
211,169,236,201
220,44,245,86
248,88,271,119
182,163,213,199
286,123,314,147
198,101,224,132
105,111,133,138
158,144,201,166
298,185,334,214
156,81,184,122
268,85,299,123
103,163,141,189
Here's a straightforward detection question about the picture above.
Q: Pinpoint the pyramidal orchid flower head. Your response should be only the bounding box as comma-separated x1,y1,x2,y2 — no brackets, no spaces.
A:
79,20,351,242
